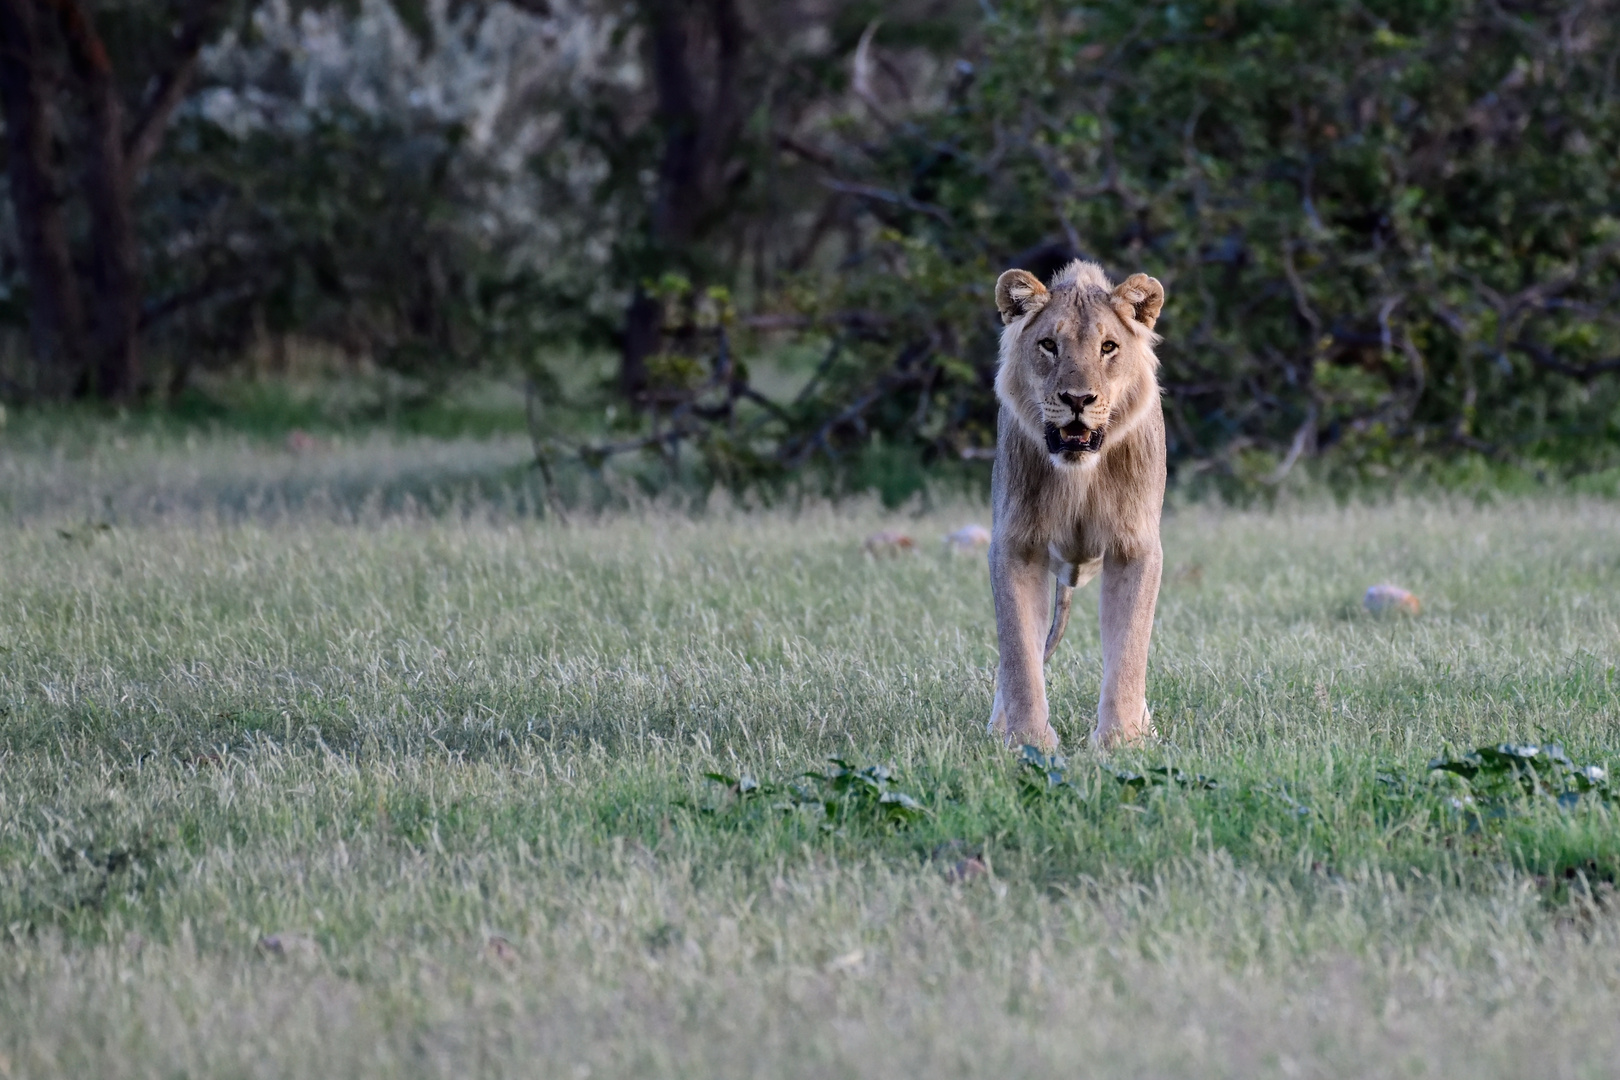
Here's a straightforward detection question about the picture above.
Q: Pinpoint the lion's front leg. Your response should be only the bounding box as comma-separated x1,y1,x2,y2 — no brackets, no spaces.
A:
1092,539,1163,748
988,540,1059,751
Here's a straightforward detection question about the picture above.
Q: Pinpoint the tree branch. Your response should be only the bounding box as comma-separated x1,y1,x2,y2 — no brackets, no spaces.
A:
819,179,953,224
42,0,108,78
1511,340,1620,380
124,0,228,184
1261,405,1317,485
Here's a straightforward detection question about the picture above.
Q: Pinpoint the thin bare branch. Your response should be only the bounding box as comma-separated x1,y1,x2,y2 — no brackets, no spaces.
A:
125,0,228,184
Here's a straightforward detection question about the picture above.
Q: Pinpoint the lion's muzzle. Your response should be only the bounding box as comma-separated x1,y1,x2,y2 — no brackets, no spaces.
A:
1044,420,1104,456
1042,391,1108,457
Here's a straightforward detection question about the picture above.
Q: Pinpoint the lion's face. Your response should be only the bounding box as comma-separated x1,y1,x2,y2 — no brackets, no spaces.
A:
994,262,1165,469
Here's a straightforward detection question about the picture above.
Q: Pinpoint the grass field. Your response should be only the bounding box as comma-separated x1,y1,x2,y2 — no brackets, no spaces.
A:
3,429,1619,1078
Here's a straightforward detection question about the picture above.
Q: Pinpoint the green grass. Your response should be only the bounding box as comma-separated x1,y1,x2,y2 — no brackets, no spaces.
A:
2,430,1620,1078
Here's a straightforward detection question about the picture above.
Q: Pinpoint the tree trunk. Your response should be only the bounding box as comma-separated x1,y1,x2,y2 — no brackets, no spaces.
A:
647,1,702,252
0,0,87,398
619,0,746,406
620,1,699,404
52,0,141,400
621,287,661,402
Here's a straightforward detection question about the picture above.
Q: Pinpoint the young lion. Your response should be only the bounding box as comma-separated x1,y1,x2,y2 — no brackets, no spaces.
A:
986,260,1166,750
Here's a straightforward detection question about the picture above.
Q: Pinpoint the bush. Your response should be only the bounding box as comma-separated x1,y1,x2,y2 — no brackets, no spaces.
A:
785,0,1620,484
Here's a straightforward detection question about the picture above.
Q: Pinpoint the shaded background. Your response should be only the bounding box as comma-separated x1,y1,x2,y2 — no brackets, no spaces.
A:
1,0,1617,499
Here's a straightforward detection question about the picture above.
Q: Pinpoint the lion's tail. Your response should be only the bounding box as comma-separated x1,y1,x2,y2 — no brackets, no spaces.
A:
1042,580,1074,663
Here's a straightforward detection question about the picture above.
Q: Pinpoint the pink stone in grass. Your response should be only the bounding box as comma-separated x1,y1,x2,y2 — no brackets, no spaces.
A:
1364,584,1421,616
863,531,916,555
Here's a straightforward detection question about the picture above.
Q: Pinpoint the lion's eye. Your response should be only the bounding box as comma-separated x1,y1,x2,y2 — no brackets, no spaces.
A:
1101,341,1118,354
1037,338,1058,355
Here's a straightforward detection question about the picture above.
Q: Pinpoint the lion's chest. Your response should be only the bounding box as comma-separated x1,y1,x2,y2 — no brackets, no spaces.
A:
997,455,1114,556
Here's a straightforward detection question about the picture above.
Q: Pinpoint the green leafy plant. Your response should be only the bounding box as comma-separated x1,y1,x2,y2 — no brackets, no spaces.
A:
696,757,929,830
1114,766,1220,801
1016,745,1219,805
1015,746,1086,804
1429,743,1615,816
801,759,928,828
695,771,811,815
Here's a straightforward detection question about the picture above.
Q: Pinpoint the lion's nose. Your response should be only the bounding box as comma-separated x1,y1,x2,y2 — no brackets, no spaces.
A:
1058,391,1098,412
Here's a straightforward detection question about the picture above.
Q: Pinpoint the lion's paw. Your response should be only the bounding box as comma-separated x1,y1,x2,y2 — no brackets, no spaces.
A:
987,714,1061,753
1089,705,1157,749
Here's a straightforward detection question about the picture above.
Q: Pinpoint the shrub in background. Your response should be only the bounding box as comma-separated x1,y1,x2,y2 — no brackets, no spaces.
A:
790,0,1620,486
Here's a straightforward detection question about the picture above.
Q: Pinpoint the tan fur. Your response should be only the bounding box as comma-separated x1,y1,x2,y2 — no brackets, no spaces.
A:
986,261,1167,750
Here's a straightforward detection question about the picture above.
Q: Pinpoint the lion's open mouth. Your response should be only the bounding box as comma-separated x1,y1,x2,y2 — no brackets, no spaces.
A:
1044,420,1105,456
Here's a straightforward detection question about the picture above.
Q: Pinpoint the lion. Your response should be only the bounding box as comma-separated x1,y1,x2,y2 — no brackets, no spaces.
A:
986,260,1166,750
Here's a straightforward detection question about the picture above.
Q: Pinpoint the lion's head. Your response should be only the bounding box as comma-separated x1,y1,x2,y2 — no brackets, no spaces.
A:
993,261,1165,469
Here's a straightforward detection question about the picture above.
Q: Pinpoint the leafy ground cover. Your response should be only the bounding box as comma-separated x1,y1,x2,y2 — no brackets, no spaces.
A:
2,431,1619,1077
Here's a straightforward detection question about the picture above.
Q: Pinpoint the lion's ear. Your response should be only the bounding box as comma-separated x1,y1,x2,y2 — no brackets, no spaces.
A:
995,269,1050,326
1111,273,1165,331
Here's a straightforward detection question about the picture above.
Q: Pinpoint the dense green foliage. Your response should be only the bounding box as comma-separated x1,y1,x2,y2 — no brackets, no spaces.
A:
151,106,551,385
788,0,1620,483
6,1,1620,491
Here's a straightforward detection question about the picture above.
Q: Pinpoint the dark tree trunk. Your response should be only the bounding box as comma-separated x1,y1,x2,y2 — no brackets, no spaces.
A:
1,0,218,402
0,0,87,398
620,0,747,406
620,0,700,405
647,1,701,251
621,287,662,401
701,0,744,185
52,0,140,400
